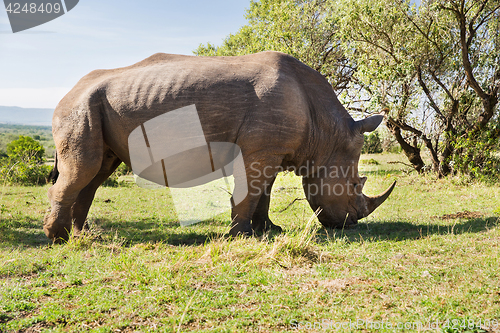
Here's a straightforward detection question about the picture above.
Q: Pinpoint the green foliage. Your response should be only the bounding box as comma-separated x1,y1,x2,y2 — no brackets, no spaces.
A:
102,163,132,187
449,131,500,183
337,0,420,112
362,131,383,154
0,124,54,158
386,144,402,154
0,160,52,186
6,135,45,163
195,0,352,90
1,136,51,186
338,0,500,179
102,175,119,187
360,158,380,165
114,163,132,177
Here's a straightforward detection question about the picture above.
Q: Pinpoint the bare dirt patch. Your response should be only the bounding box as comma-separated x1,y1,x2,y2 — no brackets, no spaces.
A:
435,211,484,220
18,321,52,333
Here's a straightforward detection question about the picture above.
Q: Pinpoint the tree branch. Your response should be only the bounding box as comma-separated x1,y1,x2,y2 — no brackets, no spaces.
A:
451,5,490,101
417,66,447,122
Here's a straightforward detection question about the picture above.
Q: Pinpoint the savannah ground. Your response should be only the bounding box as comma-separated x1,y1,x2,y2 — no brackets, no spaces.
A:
0,153,499,332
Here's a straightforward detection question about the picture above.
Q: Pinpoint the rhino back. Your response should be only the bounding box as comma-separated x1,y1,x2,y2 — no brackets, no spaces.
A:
92,52,314,165
55,52,350,168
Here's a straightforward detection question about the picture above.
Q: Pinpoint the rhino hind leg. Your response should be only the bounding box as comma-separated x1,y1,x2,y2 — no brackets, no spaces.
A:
71,148,122,233
43,151,103,243
251,178,282,235
44,104,105,242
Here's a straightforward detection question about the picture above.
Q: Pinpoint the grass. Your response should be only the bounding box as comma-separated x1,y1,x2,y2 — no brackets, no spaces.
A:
0,153,499,332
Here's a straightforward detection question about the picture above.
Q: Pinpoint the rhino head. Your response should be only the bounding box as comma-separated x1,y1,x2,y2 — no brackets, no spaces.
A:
302,115,396,228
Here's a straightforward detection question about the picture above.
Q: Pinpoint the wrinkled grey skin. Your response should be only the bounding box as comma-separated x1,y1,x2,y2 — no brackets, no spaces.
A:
43,51,395,242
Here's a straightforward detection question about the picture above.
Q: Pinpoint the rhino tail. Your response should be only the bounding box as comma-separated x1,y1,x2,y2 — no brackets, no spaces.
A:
47,150,59,184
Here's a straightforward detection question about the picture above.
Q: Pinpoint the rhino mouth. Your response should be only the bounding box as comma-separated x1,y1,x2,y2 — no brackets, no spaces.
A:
316,209,358,229
313,181,396,229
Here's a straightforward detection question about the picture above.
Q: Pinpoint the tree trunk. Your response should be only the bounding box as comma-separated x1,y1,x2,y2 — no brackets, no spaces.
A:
386,121,425,173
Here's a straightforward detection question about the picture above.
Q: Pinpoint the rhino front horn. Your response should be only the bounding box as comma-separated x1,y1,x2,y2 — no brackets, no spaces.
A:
363,181,396,217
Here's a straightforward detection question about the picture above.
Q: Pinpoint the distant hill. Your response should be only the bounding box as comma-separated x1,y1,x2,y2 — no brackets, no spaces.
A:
0,106,53,126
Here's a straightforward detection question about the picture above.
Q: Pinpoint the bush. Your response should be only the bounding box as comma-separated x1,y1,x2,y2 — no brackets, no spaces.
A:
7,135,45,163
0,136,51,186
102,163,132,187
114,163,132,177
360,158,380,165
0,160,52,186
362,131,383,154
449,131,500,183
386,143,402,154
102,175,119,187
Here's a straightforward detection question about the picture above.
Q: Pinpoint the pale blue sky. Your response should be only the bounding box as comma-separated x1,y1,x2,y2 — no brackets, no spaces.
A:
0,0,250,108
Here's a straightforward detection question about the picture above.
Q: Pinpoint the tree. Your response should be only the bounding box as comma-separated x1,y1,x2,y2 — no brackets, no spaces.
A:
196,0,500,179
195,0,354,91
7,135,45,163
336,0,427,170
335,0,500,178
437,0,500,179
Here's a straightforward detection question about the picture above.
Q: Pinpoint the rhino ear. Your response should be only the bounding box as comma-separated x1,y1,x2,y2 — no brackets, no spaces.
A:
354,115,384,133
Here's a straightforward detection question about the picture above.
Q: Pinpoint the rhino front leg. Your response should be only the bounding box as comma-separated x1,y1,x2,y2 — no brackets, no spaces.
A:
229,201,258,237
228,157,282,237
251,178,282,234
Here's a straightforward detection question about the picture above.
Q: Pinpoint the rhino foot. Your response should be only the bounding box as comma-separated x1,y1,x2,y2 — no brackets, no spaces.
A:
228,222,254,238
252,219,283,235
268,223,283,233
43,212,76,244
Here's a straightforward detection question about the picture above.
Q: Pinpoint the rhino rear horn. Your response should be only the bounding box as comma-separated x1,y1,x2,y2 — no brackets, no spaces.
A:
362,181,396,217
354,115,384,133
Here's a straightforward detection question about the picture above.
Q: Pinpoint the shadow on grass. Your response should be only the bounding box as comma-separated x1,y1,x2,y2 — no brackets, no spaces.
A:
316,216,499,243
96,218,225,246
0,217,52,248
0,218,225,248
1,215,498,248
359,168,406,177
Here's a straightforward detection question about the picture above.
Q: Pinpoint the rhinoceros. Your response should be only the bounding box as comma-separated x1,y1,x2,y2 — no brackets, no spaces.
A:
44,51,395,242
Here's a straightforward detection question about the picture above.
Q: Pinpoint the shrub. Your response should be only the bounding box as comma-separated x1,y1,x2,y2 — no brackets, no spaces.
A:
101,163,132,187
7,135,45,163
0,136,51,186
362,131,383,154
102,174,119,187
449,131,500,183
114,163,132,177
0,160,52,186
360,158,380,165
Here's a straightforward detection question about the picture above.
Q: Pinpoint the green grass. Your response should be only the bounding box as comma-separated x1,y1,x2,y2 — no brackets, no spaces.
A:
0,153,499,332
